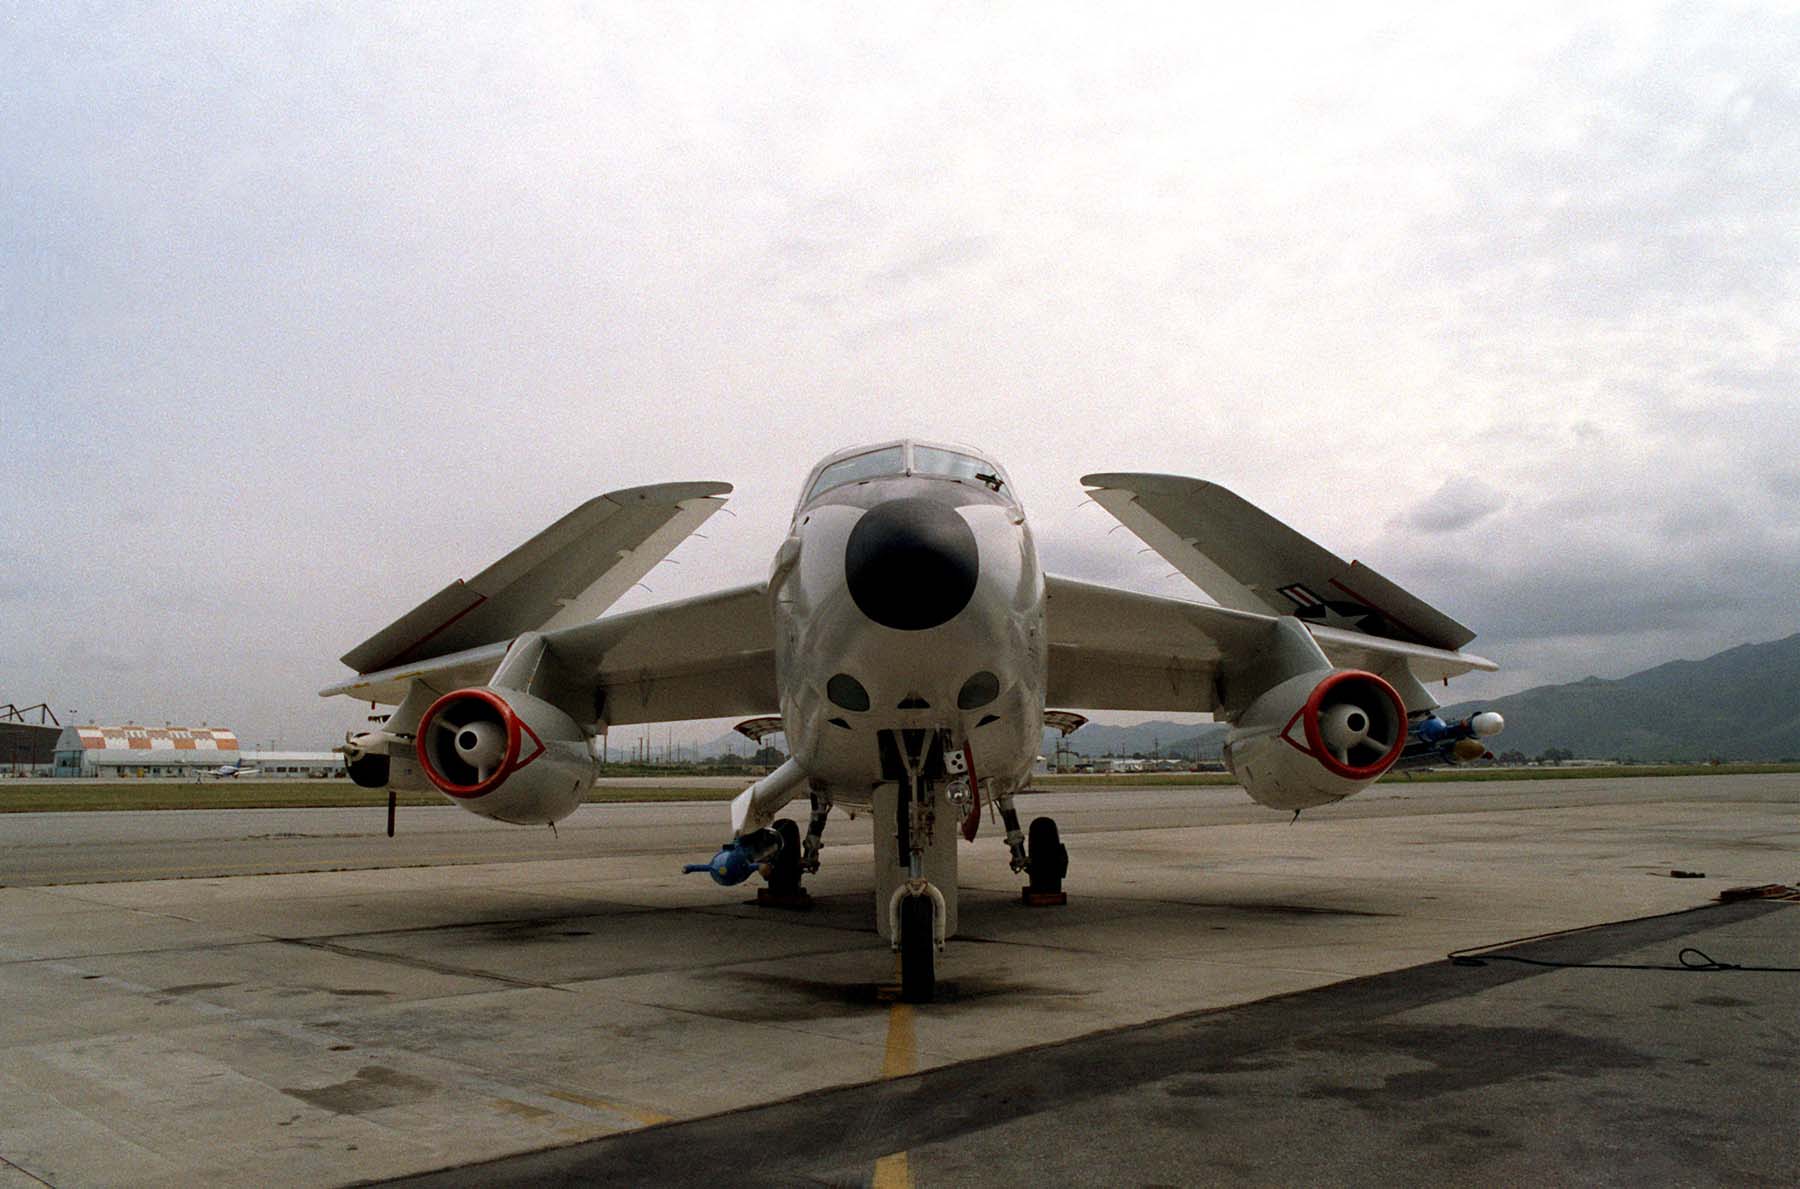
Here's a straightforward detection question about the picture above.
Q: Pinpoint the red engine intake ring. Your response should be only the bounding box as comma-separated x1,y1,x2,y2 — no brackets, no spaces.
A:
415,688,538,799
1289,669,1406,781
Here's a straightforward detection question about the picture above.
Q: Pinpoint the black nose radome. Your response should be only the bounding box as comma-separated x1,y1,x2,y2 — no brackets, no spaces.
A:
845,497,979,631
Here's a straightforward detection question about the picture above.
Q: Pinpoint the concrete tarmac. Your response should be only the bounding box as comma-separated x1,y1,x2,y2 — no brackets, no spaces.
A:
0,775,1794,1186
394,899,1800,1187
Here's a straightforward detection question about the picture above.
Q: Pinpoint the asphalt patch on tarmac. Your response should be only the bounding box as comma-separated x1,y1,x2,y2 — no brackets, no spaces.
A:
287,1065,437,1116
377,899,1797,1187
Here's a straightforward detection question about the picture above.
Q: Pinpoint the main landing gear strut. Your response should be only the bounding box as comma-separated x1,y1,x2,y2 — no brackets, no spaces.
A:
756,819,810,907
994,790,1068,906
1022,815,1069,905
683,762,826,908
755,790,832,909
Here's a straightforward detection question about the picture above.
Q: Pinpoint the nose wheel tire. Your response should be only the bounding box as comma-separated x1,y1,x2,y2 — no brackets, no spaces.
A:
899,895,936,1003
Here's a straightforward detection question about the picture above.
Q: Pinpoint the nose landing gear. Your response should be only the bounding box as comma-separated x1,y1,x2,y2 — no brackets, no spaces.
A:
892,762,947,1003
876,730,953,1005
900,897,933,1001
895,885,943,1003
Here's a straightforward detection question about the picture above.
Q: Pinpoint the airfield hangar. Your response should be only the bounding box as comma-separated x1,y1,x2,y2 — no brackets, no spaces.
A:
50,726,345,779
1,711,62,775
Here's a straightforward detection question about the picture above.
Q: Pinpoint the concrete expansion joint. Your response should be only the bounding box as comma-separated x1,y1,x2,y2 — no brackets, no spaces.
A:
680,904,871,935
599,939,886,978
272,936,568,993
284,909,649,942
7,935,282,968
0,1151,56,1187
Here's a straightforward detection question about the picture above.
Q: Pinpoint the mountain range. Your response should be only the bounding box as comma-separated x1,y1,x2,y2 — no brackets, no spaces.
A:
1055,631,1800,762
1436,631,1800,762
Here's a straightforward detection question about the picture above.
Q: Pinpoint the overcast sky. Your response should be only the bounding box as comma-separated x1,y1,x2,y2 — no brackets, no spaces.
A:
6,3,1797,750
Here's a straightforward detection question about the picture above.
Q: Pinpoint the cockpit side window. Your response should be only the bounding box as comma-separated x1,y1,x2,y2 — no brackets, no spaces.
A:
805,446,906,503
913,445,1008,495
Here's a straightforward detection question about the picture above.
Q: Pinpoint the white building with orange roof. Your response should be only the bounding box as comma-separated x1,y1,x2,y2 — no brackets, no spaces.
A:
51,727,345,779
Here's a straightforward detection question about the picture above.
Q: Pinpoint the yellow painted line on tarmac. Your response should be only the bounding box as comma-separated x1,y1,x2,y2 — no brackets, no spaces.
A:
882,999,917,1078
873,1151,912,1189
543,1088,674,1127
490,1096,554,1120
873,958,916,1188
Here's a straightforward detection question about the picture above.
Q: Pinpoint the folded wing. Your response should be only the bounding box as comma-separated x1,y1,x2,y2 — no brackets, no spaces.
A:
1081,472,1476,652
340,482,731,674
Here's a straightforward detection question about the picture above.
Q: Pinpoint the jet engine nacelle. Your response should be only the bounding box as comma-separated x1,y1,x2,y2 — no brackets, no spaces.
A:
414,687,595,825
1222,668,1407,811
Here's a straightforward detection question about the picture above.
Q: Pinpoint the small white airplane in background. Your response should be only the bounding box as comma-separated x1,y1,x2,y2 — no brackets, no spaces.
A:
327,440,1503,1001
213,761,259,779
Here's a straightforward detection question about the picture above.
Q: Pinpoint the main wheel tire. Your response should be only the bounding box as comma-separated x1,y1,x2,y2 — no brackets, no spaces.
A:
346,752,390,789
899,895,936,1003
767,818,803,894
1027,816,1068,893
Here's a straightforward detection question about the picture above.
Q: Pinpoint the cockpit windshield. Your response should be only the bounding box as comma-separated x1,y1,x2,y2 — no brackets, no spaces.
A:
801,441,1012,506
804,445,906,503
912,445,997,488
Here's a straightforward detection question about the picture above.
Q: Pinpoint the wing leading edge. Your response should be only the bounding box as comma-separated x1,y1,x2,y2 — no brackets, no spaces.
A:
322,581,778,726
1045,574,1494,715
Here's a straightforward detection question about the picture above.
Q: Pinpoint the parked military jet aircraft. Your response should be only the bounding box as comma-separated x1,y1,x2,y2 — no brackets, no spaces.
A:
326,441,1502,1001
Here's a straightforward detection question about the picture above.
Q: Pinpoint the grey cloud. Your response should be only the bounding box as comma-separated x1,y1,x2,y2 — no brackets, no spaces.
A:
1376,481,1800,683
1763,468,1800,499
771,194,887,271
867,235,992,287
55,639,150,676
1035,512,1202,594
1701,363,1800,396
1453,561,1751,642
1401,476,1506,535
1415,12,1800,327
1652,490,1741,540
